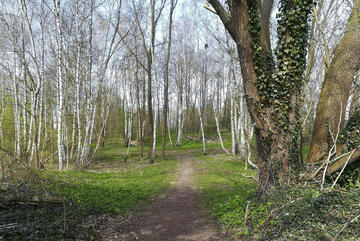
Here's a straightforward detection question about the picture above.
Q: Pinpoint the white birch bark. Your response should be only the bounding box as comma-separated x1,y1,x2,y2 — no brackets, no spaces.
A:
239,96,246,157
54,0,64,170
19,0,45,167
65,120,69,169
176,91,183,146
0,77,6,145
125,109,133,160
22,89,27,149
37,86,43,152
234,102,239,153
80,0,94,165
37,0,46,154
142,121,145,139
81,0,118,165
215,113,230,155
92,93,113,158
12,53,21,158
124,109,128,144
41,99,48,161
26,92,34,156
230,95,236,155
82,104,97,164
199,108,206,155
74,1,82,164
70,107,76,161
152,104,157,160
245,114,257,170
167,112,173,146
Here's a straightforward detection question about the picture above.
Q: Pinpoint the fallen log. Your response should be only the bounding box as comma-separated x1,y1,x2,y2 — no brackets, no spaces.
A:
327,148,360,174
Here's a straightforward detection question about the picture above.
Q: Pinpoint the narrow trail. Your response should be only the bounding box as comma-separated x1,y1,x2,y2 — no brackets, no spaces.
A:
114,154,227,241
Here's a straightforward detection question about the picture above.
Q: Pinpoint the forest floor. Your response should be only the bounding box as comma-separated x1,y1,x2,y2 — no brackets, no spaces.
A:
3,138,358,240
108,152,228,241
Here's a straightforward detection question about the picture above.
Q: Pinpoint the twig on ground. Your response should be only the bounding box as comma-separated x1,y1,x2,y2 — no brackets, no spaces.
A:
330,148,357,190
1,198,63,205
241,174,257,181
0,223,18,230
320,103,342,190
244,201,250,228
332,214,360,241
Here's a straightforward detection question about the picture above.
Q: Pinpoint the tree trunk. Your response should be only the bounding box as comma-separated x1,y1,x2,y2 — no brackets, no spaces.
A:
152,105,157,160
307,1,360,163
167,112,173,146
208,0,313,195
147,58,154,161
176,88,184,146
215,112,229,155
125,109,133,161
11,53,21,158
239,95,246,157
54,0,64,170
230,95,237,155
161,0,176,159
199,108,206,155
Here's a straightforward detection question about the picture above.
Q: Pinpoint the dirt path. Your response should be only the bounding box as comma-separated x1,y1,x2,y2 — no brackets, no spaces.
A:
112,154,227,241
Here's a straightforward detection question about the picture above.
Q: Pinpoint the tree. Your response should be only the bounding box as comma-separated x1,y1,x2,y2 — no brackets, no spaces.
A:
307,0,360,164
126,0,166,162
53,0,65,170
161,0,177,159
207,0,314,195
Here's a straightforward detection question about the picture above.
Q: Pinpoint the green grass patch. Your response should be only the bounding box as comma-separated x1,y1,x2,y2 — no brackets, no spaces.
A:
193,154,257,235
194,154,360,240
42,159,178,214
1,143,178,240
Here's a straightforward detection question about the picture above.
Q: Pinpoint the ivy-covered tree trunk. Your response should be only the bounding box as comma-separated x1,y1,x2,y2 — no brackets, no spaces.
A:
208,0,313,195
307,0,360,164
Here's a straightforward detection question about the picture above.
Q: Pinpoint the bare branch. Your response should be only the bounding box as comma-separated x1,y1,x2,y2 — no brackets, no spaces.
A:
330,148,357,190
203,4,216,14
207,0,236,41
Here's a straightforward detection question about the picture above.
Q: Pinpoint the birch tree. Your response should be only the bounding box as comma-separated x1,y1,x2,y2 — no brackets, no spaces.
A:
161,0,177,158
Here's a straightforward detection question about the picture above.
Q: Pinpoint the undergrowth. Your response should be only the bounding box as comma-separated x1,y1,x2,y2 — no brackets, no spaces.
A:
193,154,257,235
195,154,360,240
1,154,177,240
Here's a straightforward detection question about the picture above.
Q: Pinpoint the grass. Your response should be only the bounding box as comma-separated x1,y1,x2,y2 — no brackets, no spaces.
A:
193,154,257,235
137,125,360,239
1,142,178,240
193,153,360,240
42,158,178,214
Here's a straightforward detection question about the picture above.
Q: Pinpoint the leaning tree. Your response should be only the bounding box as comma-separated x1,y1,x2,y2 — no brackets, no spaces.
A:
307,0,360,167
206,0,314,195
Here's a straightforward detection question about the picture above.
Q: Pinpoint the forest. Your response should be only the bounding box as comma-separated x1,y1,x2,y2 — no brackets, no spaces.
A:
0,0,360,240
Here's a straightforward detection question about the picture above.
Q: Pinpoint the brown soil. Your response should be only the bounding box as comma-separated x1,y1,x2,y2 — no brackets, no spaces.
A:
100,154,229,241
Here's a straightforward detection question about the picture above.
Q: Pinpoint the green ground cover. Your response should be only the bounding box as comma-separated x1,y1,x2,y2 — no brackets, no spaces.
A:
194,154,257,236
194,153,360,240
1,143,178,240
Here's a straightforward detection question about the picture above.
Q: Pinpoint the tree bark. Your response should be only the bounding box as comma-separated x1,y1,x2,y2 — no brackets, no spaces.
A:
215,112,230,155
208,0,312,195
161,0,177,159
54,0,64,170
308,1,360,163
199,108,206,155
